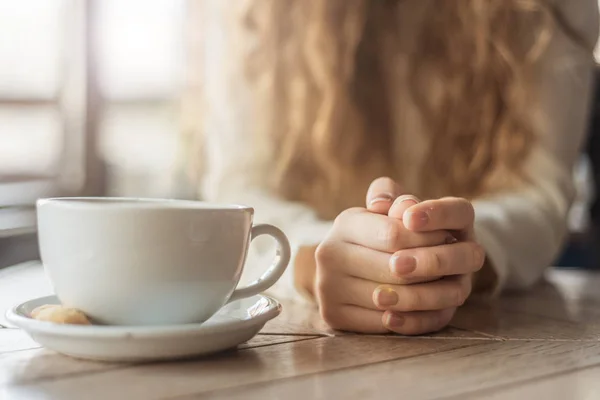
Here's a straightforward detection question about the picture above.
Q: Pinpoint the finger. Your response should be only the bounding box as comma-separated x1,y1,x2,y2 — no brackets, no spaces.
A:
388,194,420,220
332,209,449,253
383,308,456,336
390,242,485,278
366,177,402,215
404,197,475,234
390,195,457,245
316,241,447,285
330,274,471,312
320,304,388,334
372,275,472,312
316,270,387,333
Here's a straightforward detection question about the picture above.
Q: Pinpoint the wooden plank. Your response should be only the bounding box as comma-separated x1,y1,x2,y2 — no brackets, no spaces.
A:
451,302,600,341
2,337,481,399
0,334,318,385
482,274,600,324
184,341,600,400
462,364,600,400
0,348,123,387
498,292,600,324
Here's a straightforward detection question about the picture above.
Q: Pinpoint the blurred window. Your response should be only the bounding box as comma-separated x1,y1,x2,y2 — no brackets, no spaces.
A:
0,0,184,197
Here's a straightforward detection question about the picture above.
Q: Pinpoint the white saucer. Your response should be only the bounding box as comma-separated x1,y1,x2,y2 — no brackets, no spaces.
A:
6,294,282,362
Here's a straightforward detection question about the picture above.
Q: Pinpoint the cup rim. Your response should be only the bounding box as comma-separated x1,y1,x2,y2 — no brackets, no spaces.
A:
37,197,254,212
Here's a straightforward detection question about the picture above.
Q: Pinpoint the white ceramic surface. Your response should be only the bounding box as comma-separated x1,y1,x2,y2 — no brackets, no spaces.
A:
6,294,282,362
36,198,291,326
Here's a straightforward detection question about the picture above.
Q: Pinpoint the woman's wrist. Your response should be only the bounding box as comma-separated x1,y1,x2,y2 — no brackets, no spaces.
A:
293,245,319,301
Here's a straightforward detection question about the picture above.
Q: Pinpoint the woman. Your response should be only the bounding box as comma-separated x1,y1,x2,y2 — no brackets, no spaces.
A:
182,0,599,335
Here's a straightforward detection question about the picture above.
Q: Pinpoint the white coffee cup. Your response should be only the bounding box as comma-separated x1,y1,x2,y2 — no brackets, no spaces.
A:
36,197,291,326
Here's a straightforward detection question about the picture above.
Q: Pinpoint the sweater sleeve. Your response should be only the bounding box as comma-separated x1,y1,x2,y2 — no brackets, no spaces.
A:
473,0,599,293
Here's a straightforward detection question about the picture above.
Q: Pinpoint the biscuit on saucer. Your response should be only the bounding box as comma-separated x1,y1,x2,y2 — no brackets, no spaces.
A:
31,304,91,325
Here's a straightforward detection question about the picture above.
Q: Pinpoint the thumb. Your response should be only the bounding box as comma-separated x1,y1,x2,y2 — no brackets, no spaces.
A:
366,177,402,215
388,195,421,220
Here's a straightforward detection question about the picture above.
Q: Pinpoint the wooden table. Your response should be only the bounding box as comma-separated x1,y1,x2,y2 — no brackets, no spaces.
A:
1,262,600,399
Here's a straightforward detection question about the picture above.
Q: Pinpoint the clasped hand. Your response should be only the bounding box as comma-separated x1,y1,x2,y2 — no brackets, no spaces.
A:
315,178,485,334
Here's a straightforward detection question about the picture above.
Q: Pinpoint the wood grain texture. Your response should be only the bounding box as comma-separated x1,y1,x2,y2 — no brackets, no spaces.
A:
2,262,600,400
492,276,600,323
451,301,600,341
3,337,480,400
0,348,123,387
0,334,319,386
186,341,600,400
462,364,600,400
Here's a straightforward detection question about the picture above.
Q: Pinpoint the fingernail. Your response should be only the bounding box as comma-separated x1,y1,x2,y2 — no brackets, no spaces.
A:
374,287,399,307
385,313,405,329
394,195,419,206
405,211,429,229
390,255,417,275
445,235,459,244
369,193,395,206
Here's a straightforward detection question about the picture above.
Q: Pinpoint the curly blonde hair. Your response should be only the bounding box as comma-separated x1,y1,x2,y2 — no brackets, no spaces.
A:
184,0,581,220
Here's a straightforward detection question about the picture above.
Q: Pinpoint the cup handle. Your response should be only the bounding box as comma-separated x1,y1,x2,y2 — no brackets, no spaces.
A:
227,224,291,303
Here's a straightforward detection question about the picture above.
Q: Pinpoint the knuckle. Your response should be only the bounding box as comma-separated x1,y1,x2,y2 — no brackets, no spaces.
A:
319,304,342,329
439,308,458,327
314,269,332,299
319,305,335,326
315,241,339,269
378,220,402,250
314,275,326,299
334,208,364,229
426,249,444,275
463,200,476,222
465,242,484,270
422,311,448,334
430,314,445,333
394,316,427,336
338,207,363,220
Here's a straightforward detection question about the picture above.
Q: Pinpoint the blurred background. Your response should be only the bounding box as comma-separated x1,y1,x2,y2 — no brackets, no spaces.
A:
0,0,188,266
0,0,599,270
